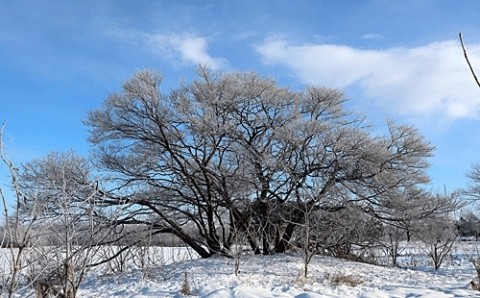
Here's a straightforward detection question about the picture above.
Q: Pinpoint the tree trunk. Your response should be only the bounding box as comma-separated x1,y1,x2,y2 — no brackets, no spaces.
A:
275,223,297,253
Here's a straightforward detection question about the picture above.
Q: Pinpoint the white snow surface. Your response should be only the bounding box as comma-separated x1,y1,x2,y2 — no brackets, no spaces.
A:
64,244,480,298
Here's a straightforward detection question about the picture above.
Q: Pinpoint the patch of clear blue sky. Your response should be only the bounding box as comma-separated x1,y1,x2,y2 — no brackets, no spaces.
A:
1,0,480,208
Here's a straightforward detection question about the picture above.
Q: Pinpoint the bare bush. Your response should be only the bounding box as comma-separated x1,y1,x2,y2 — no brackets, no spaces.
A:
0,123,43,297
471,258,480,291
10,150,121,297
417,216,458,270
381,224,410,267
326,272,363,287
180,272,192,296
230,227,251,277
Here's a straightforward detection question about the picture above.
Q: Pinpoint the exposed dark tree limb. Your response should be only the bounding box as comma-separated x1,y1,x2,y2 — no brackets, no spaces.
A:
459,32,480,89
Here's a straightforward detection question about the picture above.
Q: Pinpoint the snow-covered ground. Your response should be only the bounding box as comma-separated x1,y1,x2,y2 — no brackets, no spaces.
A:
10,242,480,297
78,252,479,298
76,242,480,298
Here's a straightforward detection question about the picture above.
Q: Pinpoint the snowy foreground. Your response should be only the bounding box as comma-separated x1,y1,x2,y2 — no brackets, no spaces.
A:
66,245,480,298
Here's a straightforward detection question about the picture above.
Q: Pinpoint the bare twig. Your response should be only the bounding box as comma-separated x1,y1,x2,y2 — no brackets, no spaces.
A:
459,32,480,89
0,122,36,297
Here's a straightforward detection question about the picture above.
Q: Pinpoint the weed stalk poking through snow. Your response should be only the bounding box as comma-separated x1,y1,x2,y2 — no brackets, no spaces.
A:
181,272,192,295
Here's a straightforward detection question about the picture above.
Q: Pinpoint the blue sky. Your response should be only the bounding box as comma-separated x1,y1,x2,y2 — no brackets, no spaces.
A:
1,0,480,202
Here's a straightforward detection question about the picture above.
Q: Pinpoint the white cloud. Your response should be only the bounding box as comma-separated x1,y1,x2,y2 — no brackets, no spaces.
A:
109,29,226,69
255,39,480,119
144,34,225,69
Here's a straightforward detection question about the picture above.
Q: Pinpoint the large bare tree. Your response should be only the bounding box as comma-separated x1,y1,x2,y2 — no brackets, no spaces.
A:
86,67,437,257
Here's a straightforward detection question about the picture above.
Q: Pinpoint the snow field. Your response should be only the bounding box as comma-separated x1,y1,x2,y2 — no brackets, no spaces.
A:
6,242,480,297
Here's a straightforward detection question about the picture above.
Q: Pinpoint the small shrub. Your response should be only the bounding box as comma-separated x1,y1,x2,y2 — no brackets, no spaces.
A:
34,280,60,298
180,272,192,296
471,258,480,291
295,271,307,285
471,278,480,291
326,273,363,287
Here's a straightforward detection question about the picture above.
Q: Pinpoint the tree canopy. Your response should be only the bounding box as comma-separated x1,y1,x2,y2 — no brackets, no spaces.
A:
83,67,440,258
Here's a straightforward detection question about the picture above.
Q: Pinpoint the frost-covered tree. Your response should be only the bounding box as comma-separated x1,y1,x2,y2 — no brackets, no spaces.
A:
457,211,480,238
17,151,110,298
417,214,458,270
376,186,458,267
86,67,438,258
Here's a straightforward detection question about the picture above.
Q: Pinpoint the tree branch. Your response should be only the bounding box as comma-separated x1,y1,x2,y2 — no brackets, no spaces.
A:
459,32,480,89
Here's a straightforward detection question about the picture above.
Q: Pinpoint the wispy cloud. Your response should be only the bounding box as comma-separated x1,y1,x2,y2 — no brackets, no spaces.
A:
145,33,226,69
110,29,226,69
256,39,480,119
361,33,383,40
